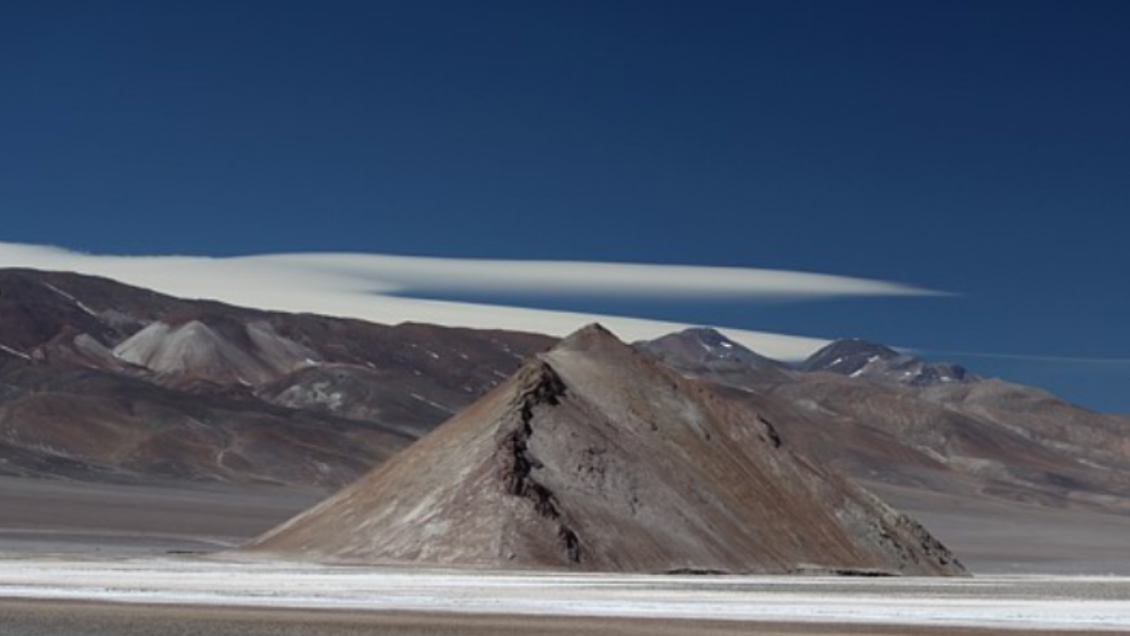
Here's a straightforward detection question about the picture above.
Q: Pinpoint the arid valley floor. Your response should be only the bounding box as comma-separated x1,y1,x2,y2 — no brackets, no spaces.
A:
3,478,1130,635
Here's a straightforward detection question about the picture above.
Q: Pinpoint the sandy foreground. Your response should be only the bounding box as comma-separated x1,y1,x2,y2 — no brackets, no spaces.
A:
0,599,1112,636
1,556,1129,634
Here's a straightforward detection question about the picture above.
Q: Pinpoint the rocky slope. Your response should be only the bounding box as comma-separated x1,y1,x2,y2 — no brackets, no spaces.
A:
638,328,1130,514
246,325,965,576
0,269,553,487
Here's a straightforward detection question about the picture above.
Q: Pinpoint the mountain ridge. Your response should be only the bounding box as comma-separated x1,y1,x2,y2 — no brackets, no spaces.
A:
637,327,1130,518
246,324,965,576
0,268,554,487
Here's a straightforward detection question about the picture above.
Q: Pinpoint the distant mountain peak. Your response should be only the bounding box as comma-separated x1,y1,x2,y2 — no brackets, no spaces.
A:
557,322,619,350
801,339,900,372
638,327,789,371
802,338,975,387
677,327,747,351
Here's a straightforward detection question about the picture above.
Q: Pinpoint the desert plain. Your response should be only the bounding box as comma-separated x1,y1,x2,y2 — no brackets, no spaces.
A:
2,477,1130,635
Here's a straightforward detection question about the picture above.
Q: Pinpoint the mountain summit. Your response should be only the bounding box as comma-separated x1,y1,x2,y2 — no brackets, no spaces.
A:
246,324,964,575
802,338,975,386
636,327,793,385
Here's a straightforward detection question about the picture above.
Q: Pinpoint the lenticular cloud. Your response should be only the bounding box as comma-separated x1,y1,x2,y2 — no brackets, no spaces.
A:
0,241,942,360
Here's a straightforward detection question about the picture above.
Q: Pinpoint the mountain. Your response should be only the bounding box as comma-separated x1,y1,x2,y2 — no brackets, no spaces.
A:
801,338,975,386
246,325,965,576
4,268,1126,572
639,328,1130,515
639,327,793,385
0,268,553,487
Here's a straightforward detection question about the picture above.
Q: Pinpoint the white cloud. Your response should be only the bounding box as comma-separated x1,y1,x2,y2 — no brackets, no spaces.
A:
241,252,944,300
0,242,943,360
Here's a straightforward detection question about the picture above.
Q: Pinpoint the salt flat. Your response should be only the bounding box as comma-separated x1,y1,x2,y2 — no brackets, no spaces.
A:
0,557,1128,632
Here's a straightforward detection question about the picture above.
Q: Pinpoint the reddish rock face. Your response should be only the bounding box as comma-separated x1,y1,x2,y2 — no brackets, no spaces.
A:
246,325,966,576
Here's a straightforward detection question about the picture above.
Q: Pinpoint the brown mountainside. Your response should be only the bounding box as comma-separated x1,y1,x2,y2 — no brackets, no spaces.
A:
0,268,553,487
247,325,965,576
638,328,1130,515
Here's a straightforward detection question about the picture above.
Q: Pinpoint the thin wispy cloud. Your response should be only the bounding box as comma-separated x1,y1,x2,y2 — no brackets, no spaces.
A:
0,242,944,359
925,350,1130,365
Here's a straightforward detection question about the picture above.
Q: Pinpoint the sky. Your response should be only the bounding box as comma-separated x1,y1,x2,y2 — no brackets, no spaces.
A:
1,1,1128,412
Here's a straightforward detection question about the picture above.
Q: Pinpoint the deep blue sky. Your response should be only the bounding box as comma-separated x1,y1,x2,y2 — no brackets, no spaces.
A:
1,1,1128,411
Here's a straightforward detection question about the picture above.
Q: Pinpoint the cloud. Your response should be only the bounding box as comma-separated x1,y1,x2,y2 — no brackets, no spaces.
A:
242,253,945,300
0,242,943,360
922,349,1130,365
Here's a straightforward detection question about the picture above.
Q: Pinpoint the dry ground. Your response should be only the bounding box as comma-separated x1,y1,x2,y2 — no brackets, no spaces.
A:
867,481,1130,574
0,600,1113,636
0,476,319,554
6,475,1130,575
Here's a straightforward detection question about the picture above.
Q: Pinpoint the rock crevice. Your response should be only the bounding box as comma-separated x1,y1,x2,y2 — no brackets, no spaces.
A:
496,359,581,563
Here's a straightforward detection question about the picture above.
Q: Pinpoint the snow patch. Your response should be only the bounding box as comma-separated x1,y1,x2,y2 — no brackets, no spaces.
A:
42,282,99,318
0,343,31,361
410,393,453,414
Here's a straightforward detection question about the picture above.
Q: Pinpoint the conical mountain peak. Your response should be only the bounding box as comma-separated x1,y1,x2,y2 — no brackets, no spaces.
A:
553,323,622,352
246,326,965,576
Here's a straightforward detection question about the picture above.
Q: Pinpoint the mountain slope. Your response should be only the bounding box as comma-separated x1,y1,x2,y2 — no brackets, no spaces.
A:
639,328,1130,514
0,268,554,487
246,325,964,576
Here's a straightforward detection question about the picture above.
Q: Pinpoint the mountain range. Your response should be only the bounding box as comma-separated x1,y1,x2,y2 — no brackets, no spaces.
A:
640,328,1130,515
0,269,551,487
2,267,1128,572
